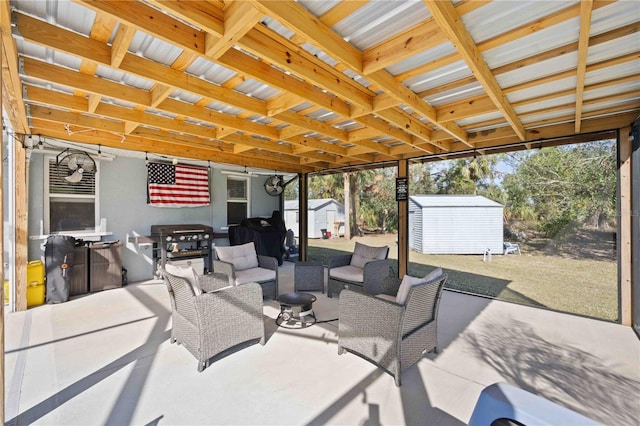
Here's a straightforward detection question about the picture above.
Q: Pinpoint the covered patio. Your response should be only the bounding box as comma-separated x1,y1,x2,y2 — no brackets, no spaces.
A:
4,263,639,425
1,0,639,423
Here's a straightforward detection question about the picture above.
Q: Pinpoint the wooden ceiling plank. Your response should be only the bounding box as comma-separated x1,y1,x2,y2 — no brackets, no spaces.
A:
22,56,151,106
111,23,136,68
363,18,447,75
206,0,262,58
275,110,348,142
86,94,101,113
368,69,469,144
94,103,218,140
89,12,117,42
218,48,351,118
575,0,594,133
77,0,206,55
437,95,497,123
250,0,363,72
118,53,267,115
243,24,374,110
14,11,111,65
145,0,225,37
29,104,124,133
319,1,369,27
412,7,636,105
424,0,526,141
266,93,306,117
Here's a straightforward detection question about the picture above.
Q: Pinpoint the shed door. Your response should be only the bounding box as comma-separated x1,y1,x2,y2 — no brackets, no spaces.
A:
409,211,415,249
327,210,336,236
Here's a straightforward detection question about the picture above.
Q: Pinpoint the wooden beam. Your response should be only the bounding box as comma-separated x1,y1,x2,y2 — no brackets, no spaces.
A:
77,0,206,55
397,159,408,278
1,1,29,133
424,0,526,141
206,0,262,58
575,0,593,133
111,23,136,67
250,0,363,72
0,27,5,425
15,138,27,312
241,25,373,110
619,126,632,326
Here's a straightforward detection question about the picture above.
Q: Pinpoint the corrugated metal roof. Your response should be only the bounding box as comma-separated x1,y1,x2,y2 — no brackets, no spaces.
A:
3,0,638,174
411,195,503,208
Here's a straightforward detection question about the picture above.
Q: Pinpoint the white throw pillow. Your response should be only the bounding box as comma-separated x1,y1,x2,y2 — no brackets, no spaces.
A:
215,242,259,271
350,242,388,269
395,274,426,305
165,263,201,295
423,267,443,283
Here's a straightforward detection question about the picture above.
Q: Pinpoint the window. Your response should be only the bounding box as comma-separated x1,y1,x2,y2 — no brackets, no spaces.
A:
45,156,99,234
227,177,249,225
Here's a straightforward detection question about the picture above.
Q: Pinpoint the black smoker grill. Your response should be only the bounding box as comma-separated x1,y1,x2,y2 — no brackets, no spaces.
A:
150,224,214,276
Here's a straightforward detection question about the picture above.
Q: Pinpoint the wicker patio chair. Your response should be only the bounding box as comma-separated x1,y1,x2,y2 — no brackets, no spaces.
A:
214,242,279,300
162,270,265,372
338,271,447,386
327,242,390,297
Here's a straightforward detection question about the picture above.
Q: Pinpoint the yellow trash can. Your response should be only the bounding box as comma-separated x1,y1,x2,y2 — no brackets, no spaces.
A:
27,260,45,285
27,260,46,307
27,282,45,307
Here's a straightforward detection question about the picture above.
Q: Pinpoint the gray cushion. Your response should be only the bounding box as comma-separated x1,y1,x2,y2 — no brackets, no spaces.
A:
395,274,426,305
234,267,277,285
423,267,443,283
349,242,388,269
330,265,364,283
215,242,259,271
165,263,201,295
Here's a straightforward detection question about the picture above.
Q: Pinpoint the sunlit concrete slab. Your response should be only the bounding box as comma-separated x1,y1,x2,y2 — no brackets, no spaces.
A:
5,262,639,425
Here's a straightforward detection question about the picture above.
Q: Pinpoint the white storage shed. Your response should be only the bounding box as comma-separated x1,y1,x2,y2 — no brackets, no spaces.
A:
409,195,504,255
285,198,345,239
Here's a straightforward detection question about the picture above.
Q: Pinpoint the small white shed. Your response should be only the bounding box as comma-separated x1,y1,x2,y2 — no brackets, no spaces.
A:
409,195,503,255
285,198,345,238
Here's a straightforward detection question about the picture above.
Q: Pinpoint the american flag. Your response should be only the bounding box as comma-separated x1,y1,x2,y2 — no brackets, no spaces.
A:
147,162,210,207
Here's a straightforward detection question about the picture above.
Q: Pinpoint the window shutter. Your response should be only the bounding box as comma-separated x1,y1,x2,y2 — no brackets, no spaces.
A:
48,158,96,195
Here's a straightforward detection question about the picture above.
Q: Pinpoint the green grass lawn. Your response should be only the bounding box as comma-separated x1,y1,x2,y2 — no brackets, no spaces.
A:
307,233,618,321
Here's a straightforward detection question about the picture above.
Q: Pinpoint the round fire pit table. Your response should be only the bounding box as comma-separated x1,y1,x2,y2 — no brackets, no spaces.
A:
276,292,317,329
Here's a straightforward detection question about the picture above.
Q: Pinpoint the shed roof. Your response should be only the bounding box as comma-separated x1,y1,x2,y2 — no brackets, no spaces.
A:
285,198,343,211
2,1,638,173
410,195,504,208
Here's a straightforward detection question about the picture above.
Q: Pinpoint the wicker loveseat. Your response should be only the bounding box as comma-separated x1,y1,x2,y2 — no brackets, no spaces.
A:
327,242,390,297
338,269,447,386
162,269,266,372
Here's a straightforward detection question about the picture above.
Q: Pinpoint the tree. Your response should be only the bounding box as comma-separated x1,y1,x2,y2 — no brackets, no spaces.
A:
435,155,499,195
503,141,616,237
409,162,437,195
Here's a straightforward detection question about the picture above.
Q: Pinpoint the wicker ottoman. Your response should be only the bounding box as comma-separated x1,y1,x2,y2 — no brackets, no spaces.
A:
294,261,325,293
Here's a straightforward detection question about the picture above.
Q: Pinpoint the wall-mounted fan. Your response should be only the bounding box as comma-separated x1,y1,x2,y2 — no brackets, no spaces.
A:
56,148,96,183
264,175,284,196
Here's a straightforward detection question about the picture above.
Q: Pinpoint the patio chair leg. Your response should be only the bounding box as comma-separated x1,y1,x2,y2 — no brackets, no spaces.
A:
197,360,208,372
394,374,401,387
337,346,345,355
259,336,266,346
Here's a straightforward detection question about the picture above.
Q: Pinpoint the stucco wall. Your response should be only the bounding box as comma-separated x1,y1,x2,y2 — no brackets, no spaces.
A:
27,153,279,282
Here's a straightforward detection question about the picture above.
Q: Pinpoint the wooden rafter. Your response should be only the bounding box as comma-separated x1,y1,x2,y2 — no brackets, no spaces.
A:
575,0,594,133
424,0,526,141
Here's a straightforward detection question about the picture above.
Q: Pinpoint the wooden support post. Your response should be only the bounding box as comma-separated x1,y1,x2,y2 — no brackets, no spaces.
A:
344,172,351,239
619,127,632,326
397,160,408,278
299,173,308,261
0,31,5,425
15,139,27,311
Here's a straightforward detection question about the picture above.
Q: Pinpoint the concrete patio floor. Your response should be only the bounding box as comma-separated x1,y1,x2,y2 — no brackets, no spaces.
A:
4,262,639,425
